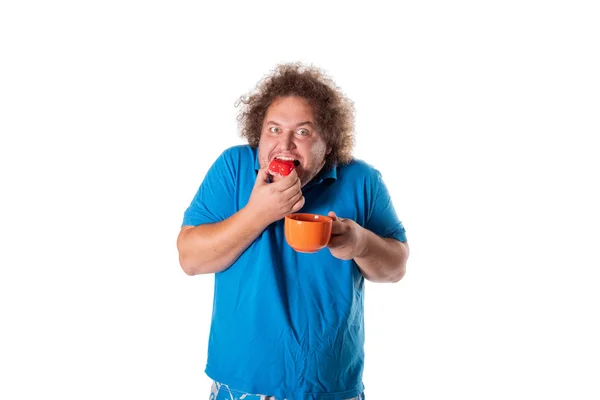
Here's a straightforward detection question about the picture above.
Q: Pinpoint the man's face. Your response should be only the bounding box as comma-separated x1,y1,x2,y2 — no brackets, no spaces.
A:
257,96,329,187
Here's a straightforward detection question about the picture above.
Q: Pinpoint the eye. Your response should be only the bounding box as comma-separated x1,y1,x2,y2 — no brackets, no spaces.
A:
297,128,310,136
269,126,281,133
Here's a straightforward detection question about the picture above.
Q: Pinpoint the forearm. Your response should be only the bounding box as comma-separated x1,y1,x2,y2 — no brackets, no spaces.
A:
354,231,409,283
177,206,269,275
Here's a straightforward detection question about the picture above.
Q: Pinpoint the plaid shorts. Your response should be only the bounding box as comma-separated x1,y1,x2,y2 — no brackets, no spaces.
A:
209,381,365,400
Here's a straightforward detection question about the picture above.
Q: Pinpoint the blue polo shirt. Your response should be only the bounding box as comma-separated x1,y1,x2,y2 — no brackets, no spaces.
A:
182,145,406,400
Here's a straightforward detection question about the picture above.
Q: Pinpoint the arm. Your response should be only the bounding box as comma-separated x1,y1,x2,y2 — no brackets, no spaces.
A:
177,206,270,275
327,212,409,283
354,231,409,283
177,168,305,276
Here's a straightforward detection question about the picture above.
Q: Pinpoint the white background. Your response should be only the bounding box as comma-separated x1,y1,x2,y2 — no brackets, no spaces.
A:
1,1,599,399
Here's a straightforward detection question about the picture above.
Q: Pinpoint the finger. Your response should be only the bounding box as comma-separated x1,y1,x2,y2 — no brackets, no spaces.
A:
328,211,345,222
327,235,346,249
330,220,346,236
290,195,305,213
282,177,302,201
255,167,272,186
285,188,303,206
271,169,300,191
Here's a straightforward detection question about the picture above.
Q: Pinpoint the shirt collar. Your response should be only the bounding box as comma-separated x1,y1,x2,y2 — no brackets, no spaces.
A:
302,164,338,191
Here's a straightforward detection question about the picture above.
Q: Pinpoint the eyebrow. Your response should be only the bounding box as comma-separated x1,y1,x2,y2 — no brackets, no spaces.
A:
266,121,314,127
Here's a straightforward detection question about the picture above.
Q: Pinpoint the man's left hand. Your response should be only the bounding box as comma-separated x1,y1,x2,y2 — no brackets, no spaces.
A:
326,211,366,260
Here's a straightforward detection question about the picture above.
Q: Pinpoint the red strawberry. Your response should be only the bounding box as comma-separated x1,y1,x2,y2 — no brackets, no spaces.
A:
268,158,299,177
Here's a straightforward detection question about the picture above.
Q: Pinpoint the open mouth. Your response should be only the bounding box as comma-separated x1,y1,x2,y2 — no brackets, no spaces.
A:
269,157,300,177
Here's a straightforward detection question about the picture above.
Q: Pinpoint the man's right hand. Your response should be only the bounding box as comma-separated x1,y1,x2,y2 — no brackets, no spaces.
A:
246,167,305,225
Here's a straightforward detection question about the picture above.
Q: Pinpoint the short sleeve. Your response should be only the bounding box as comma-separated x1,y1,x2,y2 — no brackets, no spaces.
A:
365,171,407,242
181,150,237,227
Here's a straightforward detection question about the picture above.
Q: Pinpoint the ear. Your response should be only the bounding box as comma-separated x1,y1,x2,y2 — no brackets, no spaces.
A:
326,145,332,155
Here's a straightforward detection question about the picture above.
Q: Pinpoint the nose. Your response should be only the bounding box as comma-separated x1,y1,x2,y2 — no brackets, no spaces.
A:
279,130,297,150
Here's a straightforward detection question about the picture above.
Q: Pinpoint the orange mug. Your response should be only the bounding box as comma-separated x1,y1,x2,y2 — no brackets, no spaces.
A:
284,213,333,253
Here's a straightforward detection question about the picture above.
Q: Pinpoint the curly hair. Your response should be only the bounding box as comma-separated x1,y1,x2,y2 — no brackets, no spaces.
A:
236,62,355,168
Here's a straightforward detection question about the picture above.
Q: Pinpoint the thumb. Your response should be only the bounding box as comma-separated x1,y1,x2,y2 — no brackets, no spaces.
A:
328,211,345,222
255,167,272,186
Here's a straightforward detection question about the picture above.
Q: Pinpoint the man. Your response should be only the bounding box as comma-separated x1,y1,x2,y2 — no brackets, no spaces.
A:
177,62,409,400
